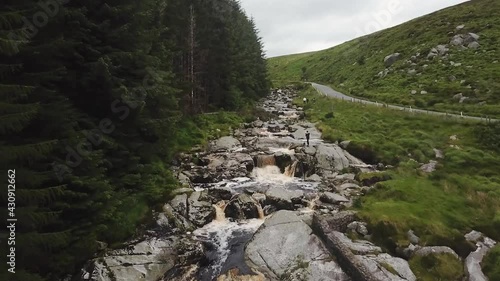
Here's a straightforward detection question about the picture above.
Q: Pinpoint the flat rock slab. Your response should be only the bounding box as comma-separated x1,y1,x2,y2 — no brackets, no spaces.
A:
307,174,322,182
245,211,349,281
320,192,349,204
265,187,304,210
373,253,416,281
466,237,497,281
414,246,459,259
82,238,176,281
210,136,241,152
332,232,382,255
358,254,415,281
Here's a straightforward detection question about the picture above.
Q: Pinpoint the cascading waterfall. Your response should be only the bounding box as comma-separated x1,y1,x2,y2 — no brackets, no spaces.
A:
256,204,265,220
284,160,299,177
195,200,265,280
251,165,293,184
255,155,276,167
214,201,227,222
307,194,321,211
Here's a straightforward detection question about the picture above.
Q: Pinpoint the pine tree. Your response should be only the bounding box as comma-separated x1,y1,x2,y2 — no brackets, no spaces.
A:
1,0,270,279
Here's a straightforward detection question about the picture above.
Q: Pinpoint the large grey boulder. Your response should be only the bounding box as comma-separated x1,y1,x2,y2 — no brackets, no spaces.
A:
358,254,416,281
79,238,179,281
204,153,254,180
187,191,215,227
451,34,464,46
307,174,322,182
170,194,188,217
468,42,480,49
313,214,416,281
420,160,438,173
465,230,483,243
320,192,349,204
162,204,195,232
224,193,262,220
427,48,438,59
316,144,350,172
384,53,401,67
208,186,233,201
265,187,304,210
340,140,351,149
347,221,369,236
252,119,264,128
464,33,479,44
414,246,459,259
407,230,420,245
436,45,449,55
468,32,480,41
332,232,382,255
245,211,349,281
304,146,317,156
209,136,241,152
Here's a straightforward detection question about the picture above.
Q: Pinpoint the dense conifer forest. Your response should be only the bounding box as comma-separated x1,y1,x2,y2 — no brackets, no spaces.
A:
0,0,269,279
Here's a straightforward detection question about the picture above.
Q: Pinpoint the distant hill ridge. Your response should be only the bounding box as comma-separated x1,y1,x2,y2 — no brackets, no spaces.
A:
268,0,500,118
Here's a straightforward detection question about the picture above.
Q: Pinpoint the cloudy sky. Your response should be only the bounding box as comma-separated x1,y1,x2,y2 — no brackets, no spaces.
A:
239,0,469,57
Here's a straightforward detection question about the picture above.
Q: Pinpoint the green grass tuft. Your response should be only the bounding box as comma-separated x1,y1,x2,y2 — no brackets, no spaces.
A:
409,253,464,281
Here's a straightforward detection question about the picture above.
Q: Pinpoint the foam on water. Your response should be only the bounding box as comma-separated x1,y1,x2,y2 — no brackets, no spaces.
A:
251,166,294,184
194,218,264,280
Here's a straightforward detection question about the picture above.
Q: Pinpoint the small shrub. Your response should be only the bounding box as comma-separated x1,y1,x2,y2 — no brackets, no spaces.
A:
346,141,379,164
356,172,392,186
357,56,366,65
483,245,500,280
409,253,464,281
370,220,399,253
474,122,500,151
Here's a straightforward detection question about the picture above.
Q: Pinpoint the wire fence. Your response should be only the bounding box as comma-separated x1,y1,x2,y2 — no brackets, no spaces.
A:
311,84,498,124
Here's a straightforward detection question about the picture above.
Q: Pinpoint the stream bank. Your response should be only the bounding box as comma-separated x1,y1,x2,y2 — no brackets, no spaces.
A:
75,87,495,281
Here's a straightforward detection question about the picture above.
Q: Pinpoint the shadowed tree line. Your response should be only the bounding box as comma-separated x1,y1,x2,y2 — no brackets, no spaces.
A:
0,0,269,279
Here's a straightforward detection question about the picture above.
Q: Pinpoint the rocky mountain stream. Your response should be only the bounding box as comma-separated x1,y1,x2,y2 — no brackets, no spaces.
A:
75,88,496,281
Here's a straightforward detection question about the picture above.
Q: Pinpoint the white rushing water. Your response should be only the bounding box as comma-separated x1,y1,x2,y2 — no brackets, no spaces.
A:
194,214,264,280
192,162,320,280
192,102,322,279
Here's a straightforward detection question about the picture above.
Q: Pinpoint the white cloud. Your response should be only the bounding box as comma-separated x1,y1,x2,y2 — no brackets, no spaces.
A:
239,0,470,57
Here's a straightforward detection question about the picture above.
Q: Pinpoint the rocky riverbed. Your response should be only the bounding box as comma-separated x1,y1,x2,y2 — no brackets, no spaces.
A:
75,87,496,281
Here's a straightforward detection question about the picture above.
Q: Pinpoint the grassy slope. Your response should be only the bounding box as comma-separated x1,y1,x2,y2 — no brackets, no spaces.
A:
293,85,500,279
269,0,500,118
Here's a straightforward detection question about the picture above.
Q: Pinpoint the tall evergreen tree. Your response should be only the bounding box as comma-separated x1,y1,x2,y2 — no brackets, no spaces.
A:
1,0,269,279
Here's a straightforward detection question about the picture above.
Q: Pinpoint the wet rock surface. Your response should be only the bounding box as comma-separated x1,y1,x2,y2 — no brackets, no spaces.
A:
245,211,350,281
76,87,429,281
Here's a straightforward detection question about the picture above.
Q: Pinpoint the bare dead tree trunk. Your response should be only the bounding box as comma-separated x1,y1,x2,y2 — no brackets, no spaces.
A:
189,4,195,112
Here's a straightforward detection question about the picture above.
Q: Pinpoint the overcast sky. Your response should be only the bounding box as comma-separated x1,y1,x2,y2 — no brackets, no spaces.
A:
239,0,469,58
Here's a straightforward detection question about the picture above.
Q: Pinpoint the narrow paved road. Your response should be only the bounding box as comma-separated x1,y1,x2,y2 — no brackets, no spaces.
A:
310,82,497,122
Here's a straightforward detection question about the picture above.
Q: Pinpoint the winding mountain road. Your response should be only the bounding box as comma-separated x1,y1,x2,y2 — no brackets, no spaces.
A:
310,82,497,122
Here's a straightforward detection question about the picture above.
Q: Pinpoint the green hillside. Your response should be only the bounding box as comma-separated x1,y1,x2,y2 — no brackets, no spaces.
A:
268,0,500,118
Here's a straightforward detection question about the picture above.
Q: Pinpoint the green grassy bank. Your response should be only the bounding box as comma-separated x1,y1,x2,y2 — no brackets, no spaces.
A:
294,84,500,279
269,0,500,118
